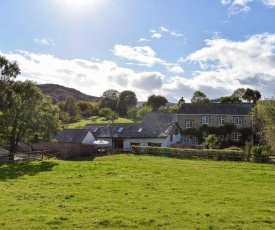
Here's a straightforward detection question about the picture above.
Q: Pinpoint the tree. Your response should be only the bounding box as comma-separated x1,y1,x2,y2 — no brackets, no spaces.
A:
0,81,61,155
137,106,152,121
231,88,245,101
127,106,138,121
117,90,137,116
146,95,168,112
242,88,261,103
99,89,120,111
0,55,20,81
191,91,209,103
220,96,240,103
252,99,275,152
58,96,81,123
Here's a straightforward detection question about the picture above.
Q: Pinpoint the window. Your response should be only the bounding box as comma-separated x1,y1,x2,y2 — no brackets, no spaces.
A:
233,132,242,141
170,134,173,142
117,127,124,132
169,116,172,123
218,116,226,125
193,137,198,144
202,131,208,139
202,116,209,125
92,127,99,133
183,138,190,144
218,135,224,140
131,143,140,147
185,120,194,128
234,117,243,126
148,143,161,147
174,128,179,135
138,128,143,133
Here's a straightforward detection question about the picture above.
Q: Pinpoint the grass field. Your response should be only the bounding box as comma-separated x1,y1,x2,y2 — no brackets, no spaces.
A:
66,116,134,128
0,154,275,229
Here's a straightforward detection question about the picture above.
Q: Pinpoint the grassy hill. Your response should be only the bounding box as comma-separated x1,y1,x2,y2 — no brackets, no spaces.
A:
37,83,100,104
1,154,275,229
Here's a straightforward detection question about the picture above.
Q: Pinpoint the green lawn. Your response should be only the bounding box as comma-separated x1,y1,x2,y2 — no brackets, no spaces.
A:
0,154,275,229
66,116,134,128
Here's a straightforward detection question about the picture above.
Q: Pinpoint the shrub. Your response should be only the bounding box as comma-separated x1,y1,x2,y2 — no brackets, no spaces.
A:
250,146,270,163
204,134,220,149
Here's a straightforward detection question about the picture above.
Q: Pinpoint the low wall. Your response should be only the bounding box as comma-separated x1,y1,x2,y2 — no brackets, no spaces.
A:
21,142,95,160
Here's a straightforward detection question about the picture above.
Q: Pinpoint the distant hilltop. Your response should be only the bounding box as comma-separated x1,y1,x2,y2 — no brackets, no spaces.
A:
37,84,101,104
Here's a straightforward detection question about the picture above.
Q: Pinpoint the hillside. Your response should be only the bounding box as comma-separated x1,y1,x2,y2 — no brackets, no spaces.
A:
37,84,101,104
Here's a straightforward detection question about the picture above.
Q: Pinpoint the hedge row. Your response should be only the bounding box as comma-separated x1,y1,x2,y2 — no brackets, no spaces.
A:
132,146,248,162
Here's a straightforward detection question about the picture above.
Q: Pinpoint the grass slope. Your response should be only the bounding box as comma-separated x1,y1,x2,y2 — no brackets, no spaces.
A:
0,155,275,229
67,116,134,128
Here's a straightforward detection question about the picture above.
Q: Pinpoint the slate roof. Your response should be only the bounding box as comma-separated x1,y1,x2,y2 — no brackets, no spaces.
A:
177,103,254,115
141,112,177,123
55,129,92,143
84,122,180,139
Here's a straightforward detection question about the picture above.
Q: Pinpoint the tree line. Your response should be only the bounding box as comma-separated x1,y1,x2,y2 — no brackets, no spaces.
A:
0,55,274,155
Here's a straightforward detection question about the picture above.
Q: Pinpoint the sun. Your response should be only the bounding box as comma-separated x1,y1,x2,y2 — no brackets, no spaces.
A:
67,0,92,7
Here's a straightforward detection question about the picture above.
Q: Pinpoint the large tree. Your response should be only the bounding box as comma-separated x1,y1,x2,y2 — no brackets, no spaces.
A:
116,90,137,116
0,80,61,155
191,91,210,103
146,94,168,112
252,99,275,151
99,89,120,111
242,88,261,103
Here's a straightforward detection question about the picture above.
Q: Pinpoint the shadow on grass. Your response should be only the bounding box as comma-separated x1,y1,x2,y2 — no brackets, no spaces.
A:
66,156,97,161
0,160,59,181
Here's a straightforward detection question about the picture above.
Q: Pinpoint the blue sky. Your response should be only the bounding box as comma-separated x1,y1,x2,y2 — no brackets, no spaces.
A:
1,0,275,102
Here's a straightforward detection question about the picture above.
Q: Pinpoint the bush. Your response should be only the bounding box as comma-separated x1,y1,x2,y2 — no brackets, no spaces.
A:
250,146,270,163
204,134,220,149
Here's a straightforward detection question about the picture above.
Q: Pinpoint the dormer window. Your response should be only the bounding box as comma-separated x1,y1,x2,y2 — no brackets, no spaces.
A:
138,128,143,133
117,127,124,132
92,127,99,133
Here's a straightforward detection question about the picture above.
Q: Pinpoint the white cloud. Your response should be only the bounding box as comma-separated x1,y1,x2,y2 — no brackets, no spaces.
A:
151,33,162,39
183,33,275,98
113,44,164,67
0,50,166,101
170,31,184,37
34,38,55,46
263,0,275,7
138,38,150,42
221,0,275,15
167,66,184,74
3,32,275,103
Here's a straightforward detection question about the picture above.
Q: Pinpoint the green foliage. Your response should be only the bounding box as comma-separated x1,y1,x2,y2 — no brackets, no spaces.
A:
127,106,138,121
253,100,275,152
137,105,152,121
0,81,61,153
116,90,137,116
219,96,240,103
58,96,82,123
78,101,98,118
146,94,168,112
204,134,220,149
191,91,210,103
250,145,271,163
99,89,119,111
0,55,20,81
242,88,261,103
98,107,112,117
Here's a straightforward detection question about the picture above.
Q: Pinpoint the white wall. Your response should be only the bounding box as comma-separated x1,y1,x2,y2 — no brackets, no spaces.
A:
81,132,96,144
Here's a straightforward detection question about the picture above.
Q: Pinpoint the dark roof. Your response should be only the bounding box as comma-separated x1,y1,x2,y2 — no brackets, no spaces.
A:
84,122,180,139
177,103,253,115
55,129,91,143
141,112,177,123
